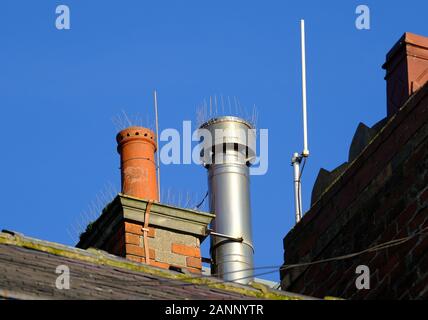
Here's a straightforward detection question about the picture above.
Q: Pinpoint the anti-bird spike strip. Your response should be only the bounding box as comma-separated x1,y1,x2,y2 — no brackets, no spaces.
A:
196,95,258,128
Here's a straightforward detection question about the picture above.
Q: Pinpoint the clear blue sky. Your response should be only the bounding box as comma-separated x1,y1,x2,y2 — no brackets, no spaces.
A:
1,0,427,282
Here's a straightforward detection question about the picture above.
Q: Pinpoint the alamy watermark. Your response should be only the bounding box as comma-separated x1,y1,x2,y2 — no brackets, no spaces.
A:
56,5,71,30
355,5,370,30
55,265,70,290
54,5,371,32
158,121,269,176
355,265,370,290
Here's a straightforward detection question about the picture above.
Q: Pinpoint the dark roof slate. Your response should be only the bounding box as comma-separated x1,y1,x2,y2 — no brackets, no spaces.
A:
0,231,312,300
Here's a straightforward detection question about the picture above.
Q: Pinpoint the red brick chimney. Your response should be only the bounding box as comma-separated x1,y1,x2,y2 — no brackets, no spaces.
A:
383,32,428,116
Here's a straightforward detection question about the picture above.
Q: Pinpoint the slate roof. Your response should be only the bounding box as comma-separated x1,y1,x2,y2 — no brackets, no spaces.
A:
0,231,313,300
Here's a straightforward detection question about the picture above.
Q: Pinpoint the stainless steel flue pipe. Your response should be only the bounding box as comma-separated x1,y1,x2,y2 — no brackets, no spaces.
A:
199,116,256,284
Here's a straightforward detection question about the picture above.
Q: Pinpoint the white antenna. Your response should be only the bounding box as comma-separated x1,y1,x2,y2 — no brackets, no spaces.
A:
292,19,310,224
301,19,309,157
154,90,161,201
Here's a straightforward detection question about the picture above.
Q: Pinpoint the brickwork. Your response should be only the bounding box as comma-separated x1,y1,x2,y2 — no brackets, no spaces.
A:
77,196,213,275
102,220,203,274
281,83,428,300
383,33,428,116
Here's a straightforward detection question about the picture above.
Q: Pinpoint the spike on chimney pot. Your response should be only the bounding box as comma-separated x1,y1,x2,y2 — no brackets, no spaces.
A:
383,32,428,116
116,126,158,201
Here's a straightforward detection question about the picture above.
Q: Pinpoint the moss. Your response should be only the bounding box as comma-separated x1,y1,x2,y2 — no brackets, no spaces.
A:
324,296,344,300
172,274,301,300
0,233,173,278
0,233,301,300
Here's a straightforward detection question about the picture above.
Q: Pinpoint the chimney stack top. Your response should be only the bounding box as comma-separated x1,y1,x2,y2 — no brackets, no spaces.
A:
383,32,428,116
116,126,157,150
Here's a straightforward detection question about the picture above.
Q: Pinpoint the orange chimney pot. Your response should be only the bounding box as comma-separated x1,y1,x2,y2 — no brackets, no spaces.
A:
116,126,158,201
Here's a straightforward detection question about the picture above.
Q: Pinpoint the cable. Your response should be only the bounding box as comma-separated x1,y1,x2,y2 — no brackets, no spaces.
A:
207,227,428,287
297,156,307,217
194,191,209,210
299,157,307,180
130,227,428,288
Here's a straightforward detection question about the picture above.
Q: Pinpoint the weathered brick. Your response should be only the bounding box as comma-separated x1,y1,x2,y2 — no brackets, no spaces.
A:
150,260,170,269
377,222,398,244
417,252,428,274
145,227,156,238
125,256,170,270
392,237,418,259
125,232,141,245
396,202,418,227
378,253,399,282
124,222,155,237
420,188,428,204
125,244,155,259
186,256,202,269
124,222,143,235
126,254,142,263
385,259,404,288
395,225,409,241
369,251,387,268
408,209,428,232
290,278,305,293
319,270,342,295
373,279,398,300
394,268,420,295
280,83,428,300
171,243,201,258
411,235,428,262
406,269,428,299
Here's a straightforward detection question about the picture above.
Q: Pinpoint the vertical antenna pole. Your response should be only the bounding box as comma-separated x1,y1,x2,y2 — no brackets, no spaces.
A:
301,19,309,157
154,90,161,201
292,19,310,225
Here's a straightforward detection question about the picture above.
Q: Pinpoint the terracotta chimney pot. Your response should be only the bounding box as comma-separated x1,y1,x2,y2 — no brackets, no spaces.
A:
116,126,158,201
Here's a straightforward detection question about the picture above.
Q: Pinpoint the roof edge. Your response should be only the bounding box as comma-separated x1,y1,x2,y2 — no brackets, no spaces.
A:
0,231,310,300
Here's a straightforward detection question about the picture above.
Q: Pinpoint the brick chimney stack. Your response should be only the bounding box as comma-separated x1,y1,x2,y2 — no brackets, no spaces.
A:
116,126,158,201
383,32,428,116
77,126,214,274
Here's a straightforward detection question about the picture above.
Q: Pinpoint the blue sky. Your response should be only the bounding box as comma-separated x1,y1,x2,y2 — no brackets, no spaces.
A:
1,0,427,282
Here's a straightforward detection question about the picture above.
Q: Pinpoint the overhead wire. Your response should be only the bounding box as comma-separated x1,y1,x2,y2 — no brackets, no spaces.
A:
194,191,209,210
129,226,428,288
297,156,307,218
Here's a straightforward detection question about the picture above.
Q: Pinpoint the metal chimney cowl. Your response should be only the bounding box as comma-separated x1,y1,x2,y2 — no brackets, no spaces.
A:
199,116,256,284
